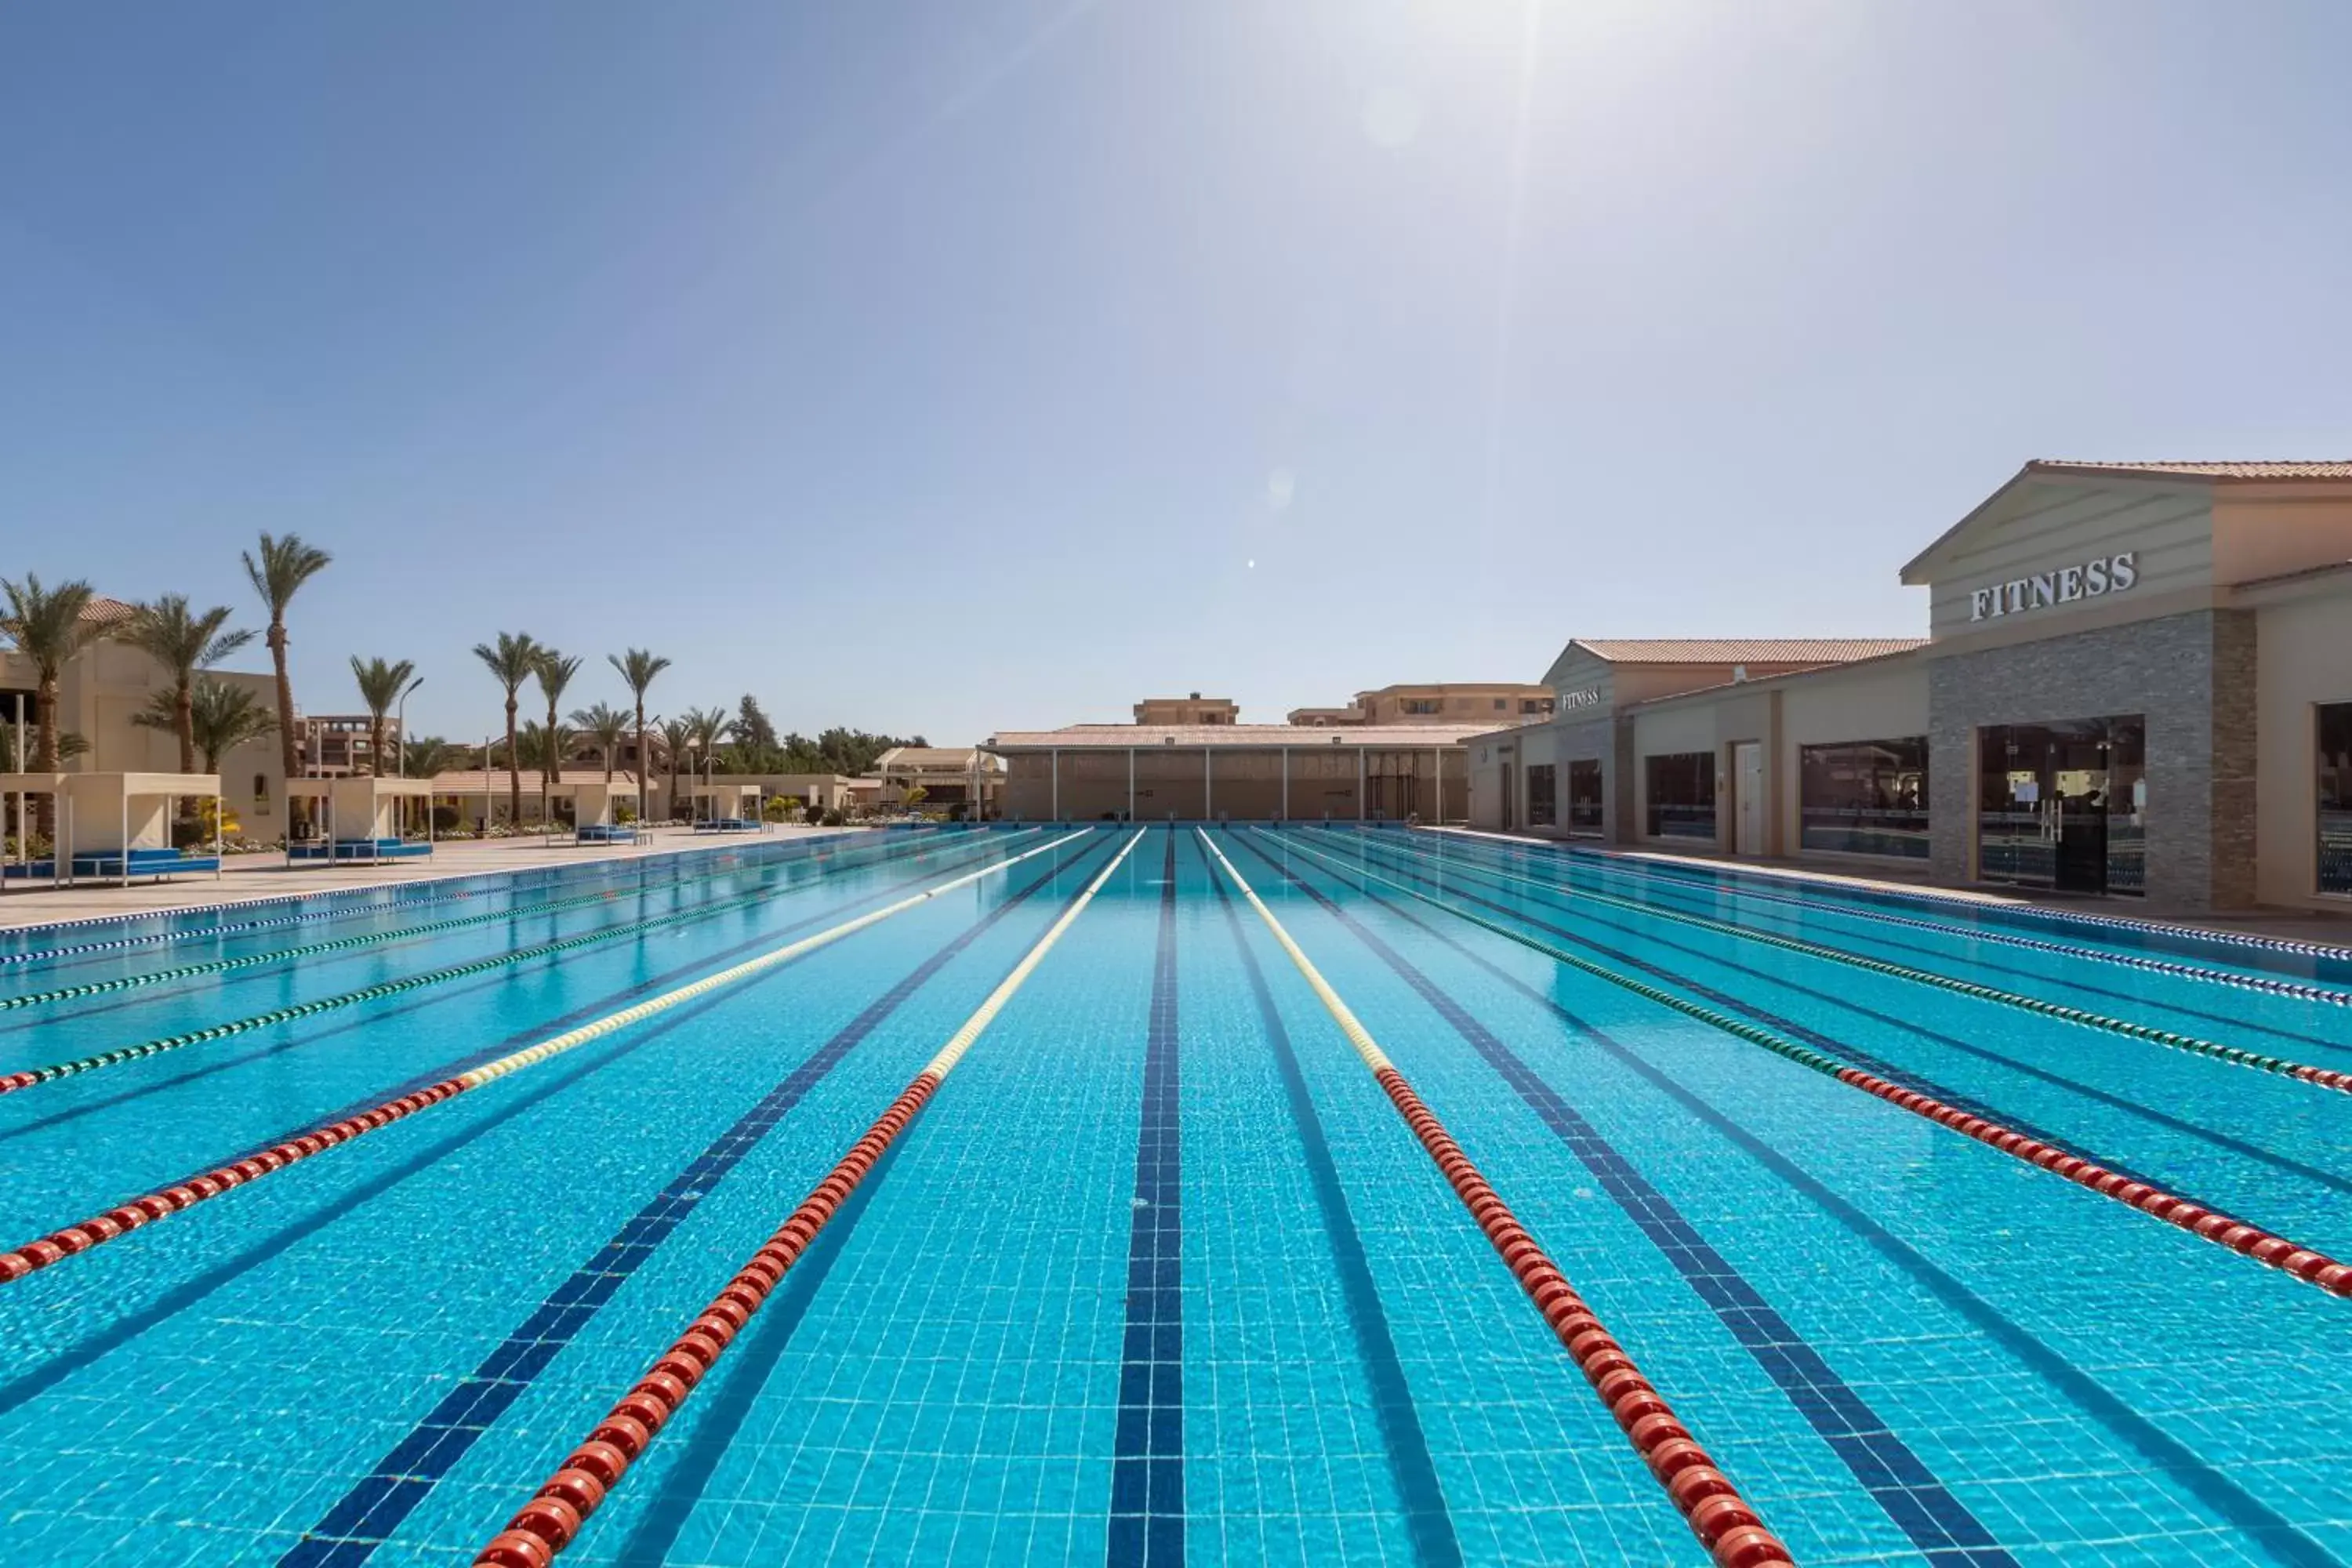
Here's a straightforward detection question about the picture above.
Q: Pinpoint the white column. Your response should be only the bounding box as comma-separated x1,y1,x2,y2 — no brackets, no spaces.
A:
1127,749,1135,821
1357,748,1366,822
1051,749,1060,821
1432,746,1441,822
1204,748,1213,822
1281,746,1290,821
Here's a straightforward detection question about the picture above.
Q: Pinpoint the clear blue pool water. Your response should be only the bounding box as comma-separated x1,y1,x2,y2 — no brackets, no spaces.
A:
0,824,2347,1566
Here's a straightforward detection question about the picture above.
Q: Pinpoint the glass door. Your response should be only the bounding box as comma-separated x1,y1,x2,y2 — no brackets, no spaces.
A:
1977,717,2146,896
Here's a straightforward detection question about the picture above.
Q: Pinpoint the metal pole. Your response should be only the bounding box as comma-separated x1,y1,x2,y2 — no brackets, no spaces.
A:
1432,746,1440,823
1051,748,1060,822
1203,746,1212,822
1127,748,1134,822
1282,746,1289,821
1357,747,1366,823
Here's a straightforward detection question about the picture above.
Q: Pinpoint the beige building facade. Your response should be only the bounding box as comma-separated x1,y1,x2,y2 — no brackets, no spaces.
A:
1133,694,1240,725
985,724,1488,823
3,597,287,833
1469,459,2352,914
1287,682,1556,728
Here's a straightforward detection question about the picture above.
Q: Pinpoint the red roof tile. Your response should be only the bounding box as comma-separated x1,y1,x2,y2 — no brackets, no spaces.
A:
2027,459,2352,481
1567,638,1926,666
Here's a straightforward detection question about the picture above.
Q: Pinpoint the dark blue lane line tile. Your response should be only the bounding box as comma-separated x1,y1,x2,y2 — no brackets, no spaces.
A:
1236,835,2018,1567
1341,837,2172,1190
1109,833,1184,1568
1203,837,1462,1568
278,832,1112,1566
1376,844,2352,1203
1335,870,2344,1568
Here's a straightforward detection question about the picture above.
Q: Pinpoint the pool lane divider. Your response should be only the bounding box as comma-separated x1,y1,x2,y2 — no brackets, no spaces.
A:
0,829,1036,1098
1196,831,1794,1568
470,827,1147,1568
0,826,915,969
1435,825,2352,974
1377,833,2352,1095
1269,830,2352,1302
0,829,1097,1287
1501,838,2352,1013
0,827,990,1007
278,831,1112,1566
1108,833,1185,1568
1230,835,2019,1566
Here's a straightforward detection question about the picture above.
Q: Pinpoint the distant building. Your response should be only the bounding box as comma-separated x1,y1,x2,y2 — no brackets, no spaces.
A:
1287,682,1555,727
1133,693,1240,725
293,713,404,778
983,723,1487,823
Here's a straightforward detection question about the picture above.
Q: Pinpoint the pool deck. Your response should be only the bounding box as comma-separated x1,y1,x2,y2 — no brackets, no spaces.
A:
1426,825,2352,952
0,824,857,931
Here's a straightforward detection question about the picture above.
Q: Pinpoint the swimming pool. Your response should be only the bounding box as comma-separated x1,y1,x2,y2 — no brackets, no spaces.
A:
1,823,2347,1566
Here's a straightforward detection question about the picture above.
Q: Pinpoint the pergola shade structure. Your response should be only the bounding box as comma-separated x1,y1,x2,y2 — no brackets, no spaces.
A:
983,725,1490,823
285,777,436,863
1,771,223,887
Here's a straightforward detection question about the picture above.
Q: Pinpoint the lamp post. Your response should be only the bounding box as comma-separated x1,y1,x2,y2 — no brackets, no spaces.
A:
394,677,423,776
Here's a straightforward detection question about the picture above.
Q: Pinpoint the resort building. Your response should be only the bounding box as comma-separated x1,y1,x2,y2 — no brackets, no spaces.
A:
985,724,1494,822
1468,459,2352,913
2,595,285,829
1132,693,1240,725
294,713,404,778
1287,681,1558,727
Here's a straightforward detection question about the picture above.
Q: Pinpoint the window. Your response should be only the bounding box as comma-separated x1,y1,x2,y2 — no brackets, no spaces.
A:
252,773,272,815
2322,703,2352,897
1493,698,1507,710
1799,738,1929,858
1567,759,1602,835
1521,698,1552,714
1402,698,1441,715
1645,752,1715,840
1526,763,1556,826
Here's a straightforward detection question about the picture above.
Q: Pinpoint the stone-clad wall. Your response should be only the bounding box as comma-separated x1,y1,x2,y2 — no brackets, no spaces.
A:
1927,608,2257,909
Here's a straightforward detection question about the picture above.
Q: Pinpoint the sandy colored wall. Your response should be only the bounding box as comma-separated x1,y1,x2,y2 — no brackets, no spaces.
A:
1925,481,2215,639
2254,588,2352,908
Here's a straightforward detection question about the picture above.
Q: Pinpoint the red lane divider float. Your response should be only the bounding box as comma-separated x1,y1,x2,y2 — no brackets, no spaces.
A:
1835,1066,2352,1297
1196,831,1792,1567
1271,828,2352,1301
470,828,1145,1567
0,831,1094,1287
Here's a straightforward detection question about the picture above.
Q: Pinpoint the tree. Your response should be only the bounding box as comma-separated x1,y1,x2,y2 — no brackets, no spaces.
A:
471,632,542,826
608,648,670,801
571,701,631,783
532,649,582,791
402,734,463,781
1,573,103,836
133,677,279,773
677,705,728,819
725,694,781,771
657,716,693,821
349,656,417,778
899,784,928,814
118,595,255,775
516,719,572,775
241,533,333,833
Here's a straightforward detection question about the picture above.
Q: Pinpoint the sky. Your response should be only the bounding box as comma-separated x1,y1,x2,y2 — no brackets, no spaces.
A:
4,1,2350,746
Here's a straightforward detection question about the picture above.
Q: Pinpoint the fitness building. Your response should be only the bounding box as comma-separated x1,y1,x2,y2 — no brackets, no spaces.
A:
1468,459,2352,913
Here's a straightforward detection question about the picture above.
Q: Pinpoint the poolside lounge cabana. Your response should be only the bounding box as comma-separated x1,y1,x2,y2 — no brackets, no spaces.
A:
688,782,763,832
551,779,644,844
285,778,436,865
2,771,223,887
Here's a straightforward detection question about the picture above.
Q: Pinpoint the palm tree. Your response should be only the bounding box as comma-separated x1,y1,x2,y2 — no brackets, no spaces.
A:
118,595,256,775
132,677,280,773
471,632,541,826
571,701,632,783
516,719,573,775
1,574,103,837
533,649,582,792
402,734,463,781
657,715,693,821
349,656,417,778
241,533,332,833
607,648,671,799
674,705,728,821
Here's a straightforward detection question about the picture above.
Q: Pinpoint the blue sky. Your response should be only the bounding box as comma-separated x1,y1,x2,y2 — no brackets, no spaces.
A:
4,2,2349,746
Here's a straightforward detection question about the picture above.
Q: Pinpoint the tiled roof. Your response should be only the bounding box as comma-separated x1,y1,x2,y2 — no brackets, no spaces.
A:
985,724,1498,750
2027,459,2352,481
1568,637,1926,665
78,595,139,625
